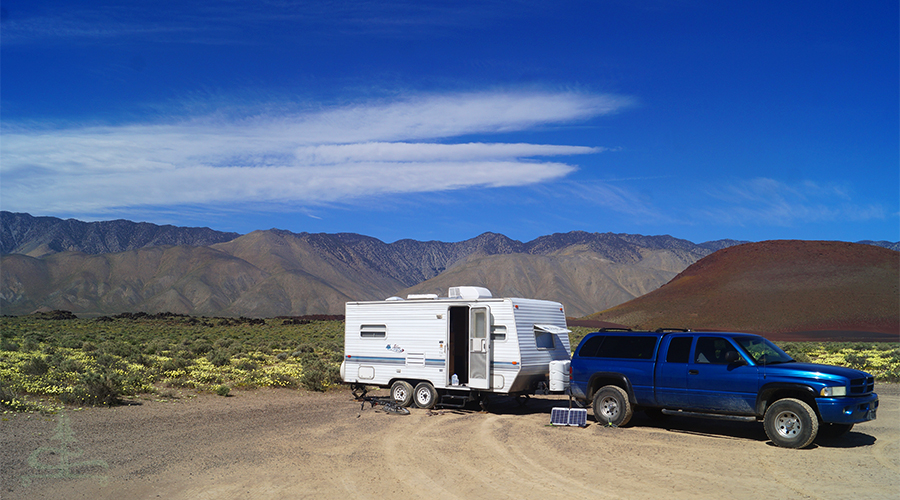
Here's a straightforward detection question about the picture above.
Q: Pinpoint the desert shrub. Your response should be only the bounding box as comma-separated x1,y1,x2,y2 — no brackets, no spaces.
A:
215,384,231,396
236,360,258,371
58,357,84,373
300,359,341,392
275,352,289,361
62,370,123,406
22,356,50,376
292,343,315,356
206,349,232,367
1,338,20,351
160,356,193,372
93,352,119,368
190,341,214,356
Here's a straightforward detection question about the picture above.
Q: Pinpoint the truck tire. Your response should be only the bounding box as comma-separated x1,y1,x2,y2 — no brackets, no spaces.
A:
413,382,438,409
764,398,818,448
390,380,414,407
593,385,633,427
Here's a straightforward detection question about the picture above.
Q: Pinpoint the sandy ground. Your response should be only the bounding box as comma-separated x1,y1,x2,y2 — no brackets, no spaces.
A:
2,385,898,500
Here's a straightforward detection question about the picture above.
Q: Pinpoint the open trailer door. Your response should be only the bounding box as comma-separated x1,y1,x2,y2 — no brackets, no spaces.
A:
467,306,491,390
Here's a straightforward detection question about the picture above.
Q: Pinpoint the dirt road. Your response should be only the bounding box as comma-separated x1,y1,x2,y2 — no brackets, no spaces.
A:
3,385,897,499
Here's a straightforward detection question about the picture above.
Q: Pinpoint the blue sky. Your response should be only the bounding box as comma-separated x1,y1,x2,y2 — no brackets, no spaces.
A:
1,1,897,244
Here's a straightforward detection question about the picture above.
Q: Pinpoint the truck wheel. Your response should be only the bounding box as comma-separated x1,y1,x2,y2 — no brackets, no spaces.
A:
390,381,414,407
413,382,438,409
593,385,633,427
764,398,818,448
818,423,853,439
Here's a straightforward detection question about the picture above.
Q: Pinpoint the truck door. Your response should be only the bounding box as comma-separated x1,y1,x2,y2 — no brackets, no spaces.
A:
686,336,758,413
655,335,694,407
468,306,491,390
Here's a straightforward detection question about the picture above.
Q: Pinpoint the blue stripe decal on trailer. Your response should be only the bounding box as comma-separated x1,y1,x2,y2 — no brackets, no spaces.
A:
348,356,404,364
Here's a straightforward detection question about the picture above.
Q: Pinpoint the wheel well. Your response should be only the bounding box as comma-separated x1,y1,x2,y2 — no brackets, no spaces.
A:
587,374,632,403
758,388,819,418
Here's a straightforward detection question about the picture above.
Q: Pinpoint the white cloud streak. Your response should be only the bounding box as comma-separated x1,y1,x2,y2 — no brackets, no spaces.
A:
697,178,887,226
0,90,628,214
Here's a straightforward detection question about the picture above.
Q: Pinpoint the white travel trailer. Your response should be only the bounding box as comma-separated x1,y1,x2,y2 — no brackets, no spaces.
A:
341,286,572,409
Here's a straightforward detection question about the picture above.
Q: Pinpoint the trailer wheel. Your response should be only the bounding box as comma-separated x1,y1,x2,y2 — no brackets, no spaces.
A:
413,382,438,409
390,380,414,407
593,385,633,427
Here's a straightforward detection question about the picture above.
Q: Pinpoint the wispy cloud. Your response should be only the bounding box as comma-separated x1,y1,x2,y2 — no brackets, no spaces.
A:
0,90,630,215
697,178,888,226
0,1,543,45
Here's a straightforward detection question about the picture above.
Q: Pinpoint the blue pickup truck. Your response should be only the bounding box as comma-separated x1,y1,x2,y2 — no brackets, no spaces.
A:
569,330,879,448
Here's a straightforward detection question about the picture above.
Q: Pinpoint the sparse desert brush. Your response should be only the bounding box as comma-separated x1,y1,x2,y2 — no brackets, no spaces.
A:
778,342,900,382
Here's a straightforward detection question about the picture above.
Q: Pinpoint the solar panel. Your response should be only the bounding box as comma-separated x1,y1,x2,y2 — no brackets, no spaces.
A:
550,407,587,427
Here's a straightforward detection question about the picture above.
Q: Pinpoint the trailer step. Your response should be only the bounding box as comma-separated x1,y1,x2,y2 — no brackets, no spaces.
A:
437,394,469,409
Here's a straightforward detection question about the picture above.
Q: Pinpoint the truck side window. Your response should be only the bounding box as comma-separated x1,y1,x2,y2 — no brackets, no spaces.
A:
578,335,658,359
665,337,693,363
694,337,735,364
577,336,604,357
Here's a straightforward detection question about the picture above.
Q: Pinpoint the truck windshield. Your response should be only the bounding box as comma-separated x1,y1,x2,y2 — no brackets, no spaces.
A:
735,337,794,365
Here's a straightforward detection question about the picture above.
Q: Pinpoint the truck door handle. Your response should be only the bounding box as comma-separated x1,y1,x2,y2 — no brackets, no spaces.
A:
689,370,699,375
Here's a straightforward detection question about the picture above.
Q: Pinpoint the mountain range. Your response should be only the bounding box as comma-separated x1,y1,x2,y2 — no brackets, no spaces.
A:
1,212,897,329
2,211,745,317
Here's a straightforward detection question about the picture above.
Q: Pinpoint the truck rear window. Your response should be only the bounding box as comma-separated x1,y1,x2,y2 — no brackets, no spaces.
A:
578,335,658,359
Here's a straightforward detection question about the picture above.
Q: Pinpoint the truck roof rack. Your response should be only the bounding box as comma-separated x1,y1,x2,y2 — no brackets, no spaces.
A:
654,328,692,333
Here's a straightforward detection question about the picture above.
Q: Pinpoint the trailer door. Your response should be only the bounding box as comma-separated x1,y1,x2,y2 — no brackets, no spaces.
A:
468,306,491,389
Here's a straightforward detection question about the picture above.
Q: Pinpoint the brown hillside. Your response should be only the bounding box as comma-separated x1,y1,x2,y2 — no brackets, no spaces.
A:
589,240,899,337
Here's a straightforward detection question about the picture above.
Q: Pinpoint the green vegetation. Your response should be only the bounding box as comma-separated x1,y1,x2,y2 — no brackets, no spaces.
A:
2,314,896,414
779,342,900,382
1,313,344,413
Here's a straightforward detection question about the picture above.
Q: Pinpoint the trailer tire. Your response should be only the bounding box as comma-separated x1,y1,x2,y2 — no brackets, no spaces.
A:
390,380,414,407
413,382,438,409
593,385,633,427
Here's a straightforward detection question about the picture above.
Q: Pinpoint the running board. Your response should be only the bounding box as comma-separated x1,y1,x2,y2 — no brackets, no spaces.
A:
660,409,758,422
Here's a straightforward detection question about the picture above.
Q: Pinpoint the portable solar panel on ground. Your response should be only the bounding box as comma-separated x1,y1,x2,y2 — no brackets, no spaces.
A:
550,407,587,427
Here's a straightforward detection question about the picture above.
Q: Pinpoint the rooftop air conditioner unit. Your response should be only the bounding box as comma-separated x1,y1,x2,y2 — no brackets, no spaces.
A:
448,286,492,300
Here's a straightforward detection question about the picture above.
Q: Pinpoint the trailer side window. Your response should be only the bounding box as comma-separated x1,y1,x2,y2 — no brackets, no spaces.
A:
533,326,555,349
360,324,386,338
491,325,507,341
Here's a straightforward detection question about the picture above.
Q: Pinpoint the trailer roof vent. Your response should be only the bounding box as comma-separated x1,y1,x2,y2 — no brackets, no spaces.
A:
448,286,493,300
406,293,439,300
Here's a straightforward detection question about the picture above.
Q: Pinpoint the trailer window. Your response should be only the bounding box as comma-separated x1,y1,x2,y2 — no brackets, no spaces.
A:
534,326,554,349
359,324,386,338
491,325,507,341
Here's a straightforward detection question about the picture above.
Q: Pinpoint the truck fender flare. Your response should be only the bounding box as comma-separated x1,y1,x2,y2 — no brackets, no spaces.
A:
587,372,635,403
756,383,818,417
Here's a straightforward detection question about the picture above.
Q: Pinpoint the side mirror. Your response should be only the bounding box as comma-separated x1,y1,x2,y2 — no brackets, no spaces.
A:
725,351,745,365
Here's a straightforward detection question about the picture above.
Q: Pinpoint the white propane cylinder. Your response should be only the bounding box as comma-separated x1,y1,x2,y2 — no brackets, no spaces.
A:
548,360,571,392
